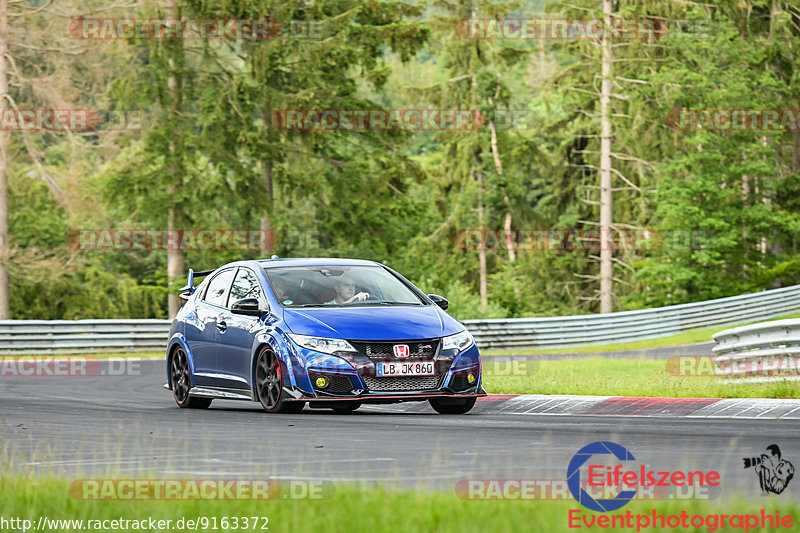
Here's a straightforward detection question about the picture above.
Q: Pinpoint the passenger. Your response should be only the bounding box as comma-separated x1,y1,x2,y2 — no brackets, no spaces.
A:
325,276,370,304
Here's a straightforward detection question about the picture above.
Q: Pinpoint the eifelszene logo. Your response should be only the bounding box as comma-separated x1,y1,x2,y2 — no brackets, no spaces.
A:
568,442,638,512
743,445,795,495
567,441,721,512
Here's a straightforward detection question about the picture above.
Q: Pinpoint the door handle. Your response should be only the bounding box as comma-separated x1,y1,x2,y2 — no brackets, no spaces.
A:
216,321,228,332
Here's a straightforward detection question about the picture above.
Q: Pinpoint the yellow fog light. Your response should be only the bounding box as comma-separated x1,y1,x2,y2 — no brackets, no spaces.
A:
467,373,476,384
315,376,329,388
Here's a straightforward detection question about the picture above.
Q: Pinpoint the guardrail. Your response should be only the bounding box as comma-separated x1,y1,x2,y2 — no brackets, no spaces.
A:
712,319,800,383
465,284,800,349
1,284,799,354
0,319,169,355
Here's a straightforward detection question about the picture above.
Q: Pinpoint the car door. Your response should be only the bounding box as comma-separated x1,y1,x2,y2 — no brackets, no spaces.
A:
215,267,268,390
189,267,235,387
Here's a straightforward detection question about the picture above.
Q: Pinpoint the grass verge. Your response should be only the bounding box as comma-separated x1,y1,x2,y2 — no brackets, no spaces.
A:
0,476,796,533
482,358,800,399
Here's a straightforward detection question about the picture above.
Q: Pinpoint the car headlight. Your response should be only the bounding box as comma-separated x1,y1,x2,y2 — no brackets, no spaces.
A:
441,330,474,353
288,334,357,355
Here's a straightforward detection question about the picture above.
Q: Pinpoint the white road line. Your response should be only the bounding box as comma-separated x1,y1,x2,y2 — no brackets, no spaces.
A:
778,404,800,418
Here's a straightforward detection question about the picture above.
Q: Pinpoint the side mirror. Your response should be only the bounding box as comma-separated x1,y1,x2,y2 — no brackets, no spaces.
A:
230,298,266,316
427,294,449,310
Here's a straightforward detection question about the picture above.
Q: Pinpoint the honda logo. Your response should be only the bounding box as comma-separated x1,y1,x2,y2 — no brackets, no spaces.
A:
393,344,410,358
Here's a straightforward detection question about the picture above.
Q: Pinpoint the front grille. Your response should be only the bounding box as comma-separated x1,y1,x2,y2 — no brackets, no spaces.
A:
362,375,442,392
350,339,440,359
309,372,358,395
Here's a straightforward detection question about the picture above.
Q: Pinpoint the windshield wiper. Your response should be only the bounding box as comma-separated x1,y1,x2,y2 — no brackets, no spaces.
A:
348,301,422,306
288,302,422,308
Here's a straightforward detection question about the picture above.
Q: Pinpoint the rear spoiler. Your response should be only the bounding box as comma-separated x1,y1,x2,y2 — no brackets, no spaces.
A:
179,268,214,296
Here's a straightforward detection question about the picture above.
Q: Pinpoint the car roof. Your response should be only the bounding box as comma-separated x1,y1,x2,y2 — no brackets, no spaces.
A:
256,257,382,269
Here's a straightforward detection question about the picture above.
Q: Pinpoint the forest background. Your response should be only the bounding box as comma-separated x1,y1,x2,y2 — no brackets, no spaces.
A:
3,0,799,320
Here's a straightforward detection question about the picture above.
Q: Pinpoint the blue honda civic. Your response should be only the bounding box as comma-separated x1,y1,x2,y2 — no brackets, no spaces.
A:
165,257,485,414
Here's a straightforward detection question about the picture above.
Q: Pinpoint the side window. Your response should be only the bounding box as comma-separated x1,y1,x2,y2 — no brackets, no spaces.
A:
228,268,266,308
203,268,235,308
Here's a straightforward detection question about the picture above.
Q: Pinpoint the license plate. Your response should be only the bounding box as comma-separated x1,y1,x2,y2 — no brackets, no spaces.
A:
376,362,435,377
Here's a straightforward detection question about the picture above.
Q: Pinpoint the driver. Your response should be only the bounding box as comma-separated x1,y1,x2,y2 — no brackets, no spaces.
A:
325,275,370,304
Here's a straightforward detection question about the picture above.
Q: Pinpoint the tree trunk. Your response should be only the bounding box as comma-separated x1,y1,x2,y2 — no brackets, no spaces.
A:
488,116,516,263
503,210,515,261
793,131,799,255
167,206,184,317
166,0,184,318
741,172,751,276
599,0,614,314
471,2,488,313
488,115,519,299
260,158,273,256
0,0,10,319
477,169,488,313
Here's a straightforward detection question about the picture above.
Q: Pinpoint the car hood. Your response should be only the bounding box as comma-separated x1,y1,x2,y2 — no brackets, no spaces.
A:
282,305,464,340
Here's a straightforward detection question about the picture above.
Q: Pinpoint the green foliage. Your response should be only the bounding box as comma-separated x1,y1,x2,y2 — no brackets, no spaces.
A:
6,0,800,319
8,165,165,319
10,262,165,320
415,274,509,319
619,6,800,307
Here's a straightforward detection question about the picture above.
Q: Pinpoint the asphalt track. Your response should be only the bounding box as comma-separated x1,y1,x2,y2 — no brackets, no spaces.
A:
1,359,798,501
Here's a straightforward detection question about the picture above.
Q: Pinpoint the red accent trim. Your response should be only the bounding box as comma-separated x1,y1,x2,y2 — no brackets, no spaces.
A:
476,394,518,402
287,392,486,402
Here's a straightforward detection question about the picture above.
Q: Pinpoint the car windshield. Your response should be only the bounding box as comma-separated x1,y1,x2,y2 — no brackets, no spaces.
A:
263,266,426,308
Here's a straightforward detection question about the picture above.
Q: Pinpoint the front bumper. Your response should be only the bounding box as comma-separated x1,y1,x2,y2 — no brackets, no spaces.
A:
282,386,487,404
284,341,484,403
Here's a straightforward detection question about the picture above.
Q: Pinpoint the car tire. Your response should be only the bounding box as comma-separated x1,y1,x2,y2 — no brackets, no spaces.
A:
255,347,304,414
170,347,212,409
429,397,477,414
